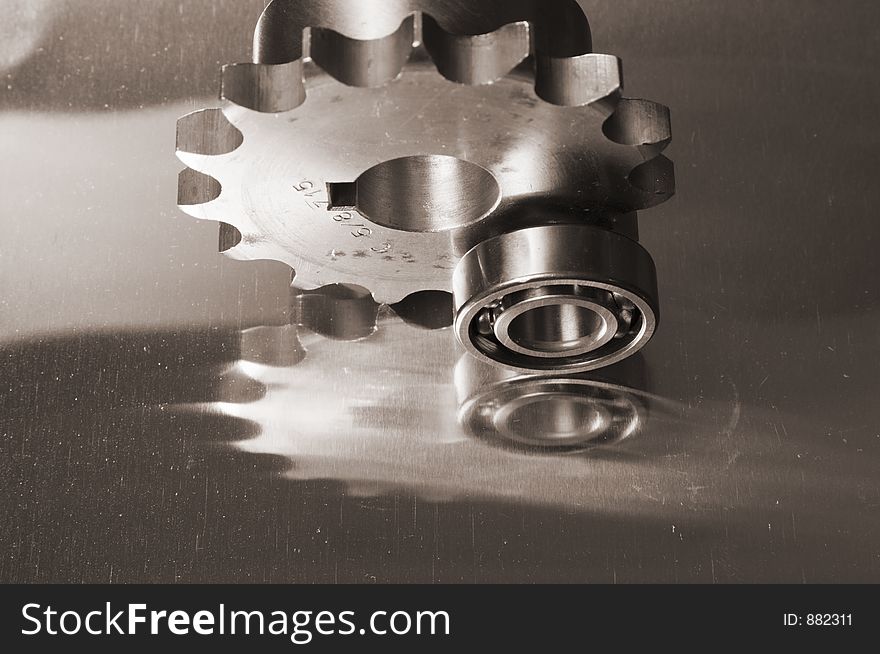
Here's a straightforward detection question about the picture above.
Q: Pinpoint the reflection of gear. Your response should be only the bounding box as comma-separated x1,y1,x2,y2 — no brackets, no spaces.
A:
221,311,658,506
177,0,674,372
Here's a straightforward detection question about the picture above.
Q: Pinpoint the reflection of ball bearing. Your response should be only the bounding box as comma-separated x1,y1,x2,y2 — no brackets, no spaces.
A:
454,224,659,373
455,352,647,453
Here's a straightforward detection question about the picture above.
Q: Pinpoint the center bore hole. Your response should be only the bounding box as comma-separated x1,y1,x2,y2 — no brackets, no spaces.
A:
504,396,610,442
507,304,606,354
327,155,501,233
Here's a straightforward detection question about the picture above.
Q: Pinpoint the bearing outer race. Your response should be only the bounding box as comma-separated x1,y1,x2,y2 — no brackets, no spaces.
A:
453,225,659,373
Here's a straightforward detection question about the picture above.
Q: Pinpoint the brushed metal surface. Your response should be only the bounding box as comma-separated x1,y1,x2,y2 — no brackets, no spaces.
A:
1,0,879,583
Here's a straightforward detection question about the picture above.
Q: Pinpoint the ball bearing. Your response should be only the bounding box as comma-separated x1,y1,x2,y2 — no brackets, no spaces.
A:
453,224,659,373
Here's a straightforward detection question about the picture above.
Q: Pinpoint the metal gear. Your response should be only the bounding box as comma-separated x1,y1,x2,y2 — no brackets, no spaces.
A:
176,0,674,373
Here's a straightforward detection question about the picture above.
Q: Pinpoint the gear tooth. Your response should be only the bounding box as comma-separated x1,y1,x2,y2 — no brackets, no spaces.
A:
220,236,274,262
627,155,676,208
219,222,243,253
221,60,305,113
603,98,672,157
177,168,221,206
289,272,320,292
239,325,306,367
310,15,414,87
290,265,409,306
422,17,529,85
220,244,249,261
534,53,621,109
292,285,380,341
390,290,454,330
176,108,243,155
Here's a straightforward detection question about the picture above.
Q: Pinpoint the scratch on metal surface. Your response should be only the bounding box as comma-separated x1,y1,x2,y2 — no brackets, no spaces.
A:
721,376,741,440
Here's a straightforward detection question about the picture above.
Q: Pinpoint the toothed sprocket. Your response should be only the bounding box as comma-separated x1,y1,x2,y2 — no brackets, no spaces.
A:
177,0,675,373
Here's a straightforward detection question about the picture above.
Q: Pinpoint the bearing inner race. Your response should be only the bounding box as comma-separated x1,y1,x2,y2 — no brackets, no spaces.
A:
492,286,619,359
